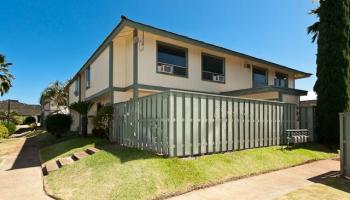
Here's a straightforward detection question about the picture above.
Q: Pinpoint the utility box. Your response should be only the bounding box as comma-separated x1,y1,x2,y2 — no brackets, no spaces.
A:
340,112,350,178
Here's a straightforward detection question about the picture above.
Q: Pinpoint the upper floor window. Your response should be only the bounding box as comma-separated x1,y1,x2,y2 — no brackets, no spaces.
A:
86,66,91,89
156,42,188,77
274,72,288,88
202,53,225,83
253,67,267,88
74,79,80,96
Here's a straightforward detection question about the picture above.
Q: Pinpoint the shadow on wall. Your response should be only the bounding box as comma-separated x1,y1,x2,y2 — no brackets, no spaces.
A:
308,171,350,194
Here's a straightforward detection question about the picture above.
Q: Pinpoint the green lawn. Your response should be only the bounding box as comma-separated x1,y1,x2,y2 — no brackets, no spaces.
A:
278,176,350,200
41,137,337,200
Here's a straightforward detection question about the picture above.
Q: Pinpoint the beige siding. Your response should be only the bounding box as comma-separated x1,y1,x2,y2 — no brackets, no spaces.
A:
68,81,79,105
282,94,299,104
70,111,79,132
136,31,296,94
239,91,279,100
86,46,110,98
114,90,133,103
113,30,134,88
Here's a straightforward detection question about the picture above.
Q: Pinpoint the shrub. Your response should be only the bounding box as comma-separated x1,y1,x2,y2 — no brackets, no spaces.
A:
0,124,9,139
93,105,113,137
24,116,36,124
1,122,16,135
45,114,72,138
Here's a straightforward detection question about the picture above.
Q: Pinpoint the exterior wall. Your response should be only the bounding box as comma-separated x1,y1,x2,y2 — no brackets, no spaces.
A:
68,81,79,105
113,32,134,88
136,31,296,94
282,94,299,105
114,90,133,103
239,91,279,100
70,111,80,132
86,47,110,98
87,94,110,134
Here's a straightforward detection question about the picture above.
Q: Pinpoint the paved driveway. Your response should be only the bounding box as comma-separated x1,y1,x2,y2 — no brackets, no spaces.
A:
169,159,340,200
0,138,52,200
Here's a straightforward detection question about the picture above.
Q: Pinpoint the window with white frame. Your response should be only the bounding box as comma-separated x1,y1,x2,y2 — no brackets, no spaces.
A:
201,53,225,83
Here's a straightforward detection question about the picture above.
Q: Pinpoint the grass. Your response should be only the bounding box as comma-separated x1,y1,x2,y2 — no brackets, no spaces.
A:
40,136,108,163
278,175,350,200
41,137,337,200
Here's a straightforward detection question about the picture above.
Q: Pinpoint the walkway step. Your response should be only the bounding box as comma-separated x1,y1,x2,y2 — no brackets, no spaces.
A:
72,151,89,161
43,161,59,175
85,147,100,155
57,157,74,168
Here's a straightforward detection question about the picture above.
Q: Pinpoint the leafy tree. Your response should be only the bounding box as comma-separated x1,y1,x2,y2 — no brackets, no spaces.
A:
40,81,68,113
69,101,93,137
0,54,14,95
310,0,350,146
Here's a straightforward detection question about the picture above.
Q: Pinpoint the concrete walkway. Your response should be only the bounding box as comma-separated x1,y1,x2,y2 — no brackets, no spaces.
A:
169,159,340,200
0,138,52,200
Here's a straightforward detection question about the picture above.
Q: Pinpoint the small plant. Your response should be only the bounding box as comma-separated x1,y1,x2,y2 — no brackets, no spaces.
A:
1,121,16,135
0,124,9,139
93,105,113,137
45,114,72,138
24,116,36,124
29,122,37,131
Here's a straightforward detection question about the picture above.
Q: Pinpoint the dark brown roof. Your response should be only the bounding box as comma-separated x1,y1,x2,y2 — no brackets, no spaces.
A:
0,100,41,116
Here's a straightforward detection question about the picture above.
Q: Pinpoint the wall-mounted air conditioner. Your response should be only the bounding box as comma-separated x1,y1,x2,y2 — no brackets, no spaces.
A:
213,75,225,82
158,64,174,74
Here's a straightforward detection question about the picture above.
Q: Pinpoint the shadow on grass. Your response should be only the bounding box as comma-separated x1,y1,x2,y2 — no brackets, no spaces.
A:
308,171,350,193
283,143,338,154
95,143,161,163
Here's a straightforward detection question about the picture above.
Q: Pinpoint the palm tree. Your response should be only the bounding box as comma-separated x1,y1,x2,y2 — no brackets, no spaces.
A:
69,101,94,137
40,81,68,113
0,54,14,96
308,7,320,43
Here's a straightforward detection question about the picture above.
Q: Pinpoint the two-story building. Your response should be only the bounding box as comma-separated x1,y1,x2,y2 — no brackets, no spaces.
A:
67,16,311,133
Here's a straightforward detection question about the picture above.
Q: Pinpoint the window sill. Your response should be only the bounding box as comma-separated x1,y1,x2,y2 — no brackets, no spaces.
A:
156,71,188,78
201,78,226,84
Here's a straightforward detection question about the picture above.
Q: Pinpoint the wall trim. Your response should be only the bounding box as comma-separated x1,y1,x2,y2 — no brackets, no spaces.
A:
109,42,114,104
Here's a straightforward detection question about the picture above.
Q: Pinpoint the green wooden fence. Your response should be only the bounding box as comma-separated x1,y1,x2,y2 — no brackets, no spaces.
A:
110,90,297,157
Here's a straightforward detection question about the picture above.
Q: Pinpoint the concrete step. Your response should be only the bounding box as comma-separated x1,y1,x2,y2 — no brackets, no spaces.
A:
72,151,89,161
85,147,100,155
57,157,74,168
43,161,59,175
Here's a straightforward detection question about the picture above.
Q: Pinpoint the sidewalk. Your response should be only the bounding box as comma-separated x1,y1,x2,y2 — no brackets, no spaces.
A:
168,159,339,200
0,137,52,200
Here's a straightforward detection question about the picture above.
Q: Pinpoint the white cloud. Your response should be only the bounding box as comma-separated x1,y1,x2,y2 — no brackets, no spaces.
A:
300,90,317,101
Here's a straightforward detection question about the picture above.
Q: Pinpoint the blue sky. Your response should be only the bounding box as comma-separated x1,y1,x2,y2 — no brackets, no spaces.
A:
0,0,318,104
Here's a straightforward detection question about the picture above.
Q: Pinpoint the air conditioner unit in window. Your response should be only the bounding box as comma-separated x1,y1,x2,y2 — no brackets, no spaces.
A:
158,64,174,74
213,75,225,82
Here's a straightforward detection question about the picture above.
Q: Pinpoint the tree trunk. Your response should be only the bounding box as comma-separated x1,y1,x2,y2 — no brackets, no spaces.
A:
81,115,88,137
